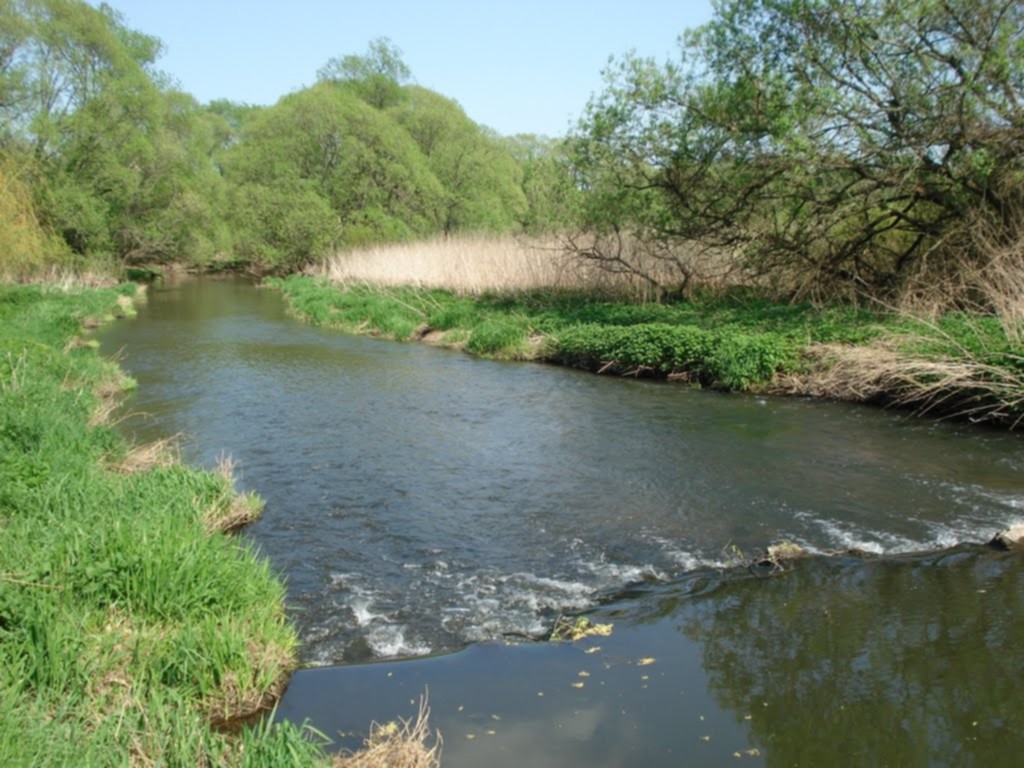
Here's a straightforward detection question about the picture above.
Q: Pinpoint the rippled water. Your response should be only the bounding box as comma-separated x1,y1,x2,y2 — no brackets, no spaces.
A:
99,278,1024,666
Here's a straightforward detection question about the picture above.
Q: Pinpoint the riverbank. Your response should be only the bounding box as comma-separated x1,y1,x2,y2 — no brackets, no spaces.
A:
269,275,1024,429
0,282,341,764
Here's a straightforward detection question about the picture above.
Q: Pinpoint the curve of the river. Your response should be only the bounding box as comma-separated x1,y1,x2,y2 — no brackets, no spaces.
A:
99,278,1024,666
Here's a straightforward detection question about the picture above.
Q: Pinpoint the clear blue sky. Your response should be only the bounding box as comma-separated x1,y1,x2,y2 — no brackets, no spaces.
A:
93,0,714,137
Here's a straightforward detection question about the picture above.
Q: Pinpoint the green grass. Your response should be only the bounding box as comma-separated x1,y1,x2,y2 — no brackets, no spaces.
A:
271,276,1024,426
269,276,889,385
0,283,330,766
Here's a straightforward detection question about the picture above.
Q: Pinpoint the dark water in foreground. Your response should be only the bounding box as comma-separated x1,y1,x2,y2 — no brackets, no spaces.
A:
99,278,1024,765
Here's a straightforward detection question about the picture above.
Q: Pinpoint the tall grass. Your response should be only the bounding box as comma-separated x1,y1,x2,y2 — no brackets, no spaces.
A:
313,235,692,300
0,282,309,764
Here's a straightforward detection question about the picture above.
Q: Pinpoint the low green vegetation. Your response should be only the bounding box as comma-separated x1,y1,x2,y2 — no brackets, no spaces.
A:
0,284,331,765
271,275,1024,427
270,275,888,383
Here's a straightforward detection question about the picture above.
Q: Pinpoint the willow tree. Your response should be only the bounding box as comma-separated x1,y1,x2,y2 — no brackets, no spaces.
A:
0,0,229,267
222,83,445,270
505,134,580,235
394,86,526,235
570,0,1024,299
317,36,411,110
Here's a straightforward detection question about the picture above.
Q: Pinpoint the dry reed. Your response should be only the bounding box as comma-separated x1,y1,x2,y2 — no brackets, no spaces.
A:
333,696,441,768
968,225,1024,346
109,435,180,474
312,235,710,298
779,339,1024,427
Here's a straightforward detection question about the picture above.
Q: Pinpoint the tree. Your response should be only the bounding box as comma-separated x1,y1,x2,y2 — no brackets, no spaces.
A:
569,0,1024,300
317,37,411,109
394,86,526,235
506,133,581,234
222,83,445,264
0,1,230,266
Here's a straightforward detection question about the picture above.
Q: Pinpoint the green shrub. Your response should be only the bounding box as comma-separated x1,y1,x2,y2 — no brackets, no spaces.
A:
707,332,794,389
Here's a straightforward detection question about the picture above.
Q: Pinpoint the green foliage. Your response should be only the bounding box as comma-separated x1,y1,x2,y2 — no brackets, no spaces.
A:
395,86,527,234
223,83,443,269
0,285,330,765
506,134,580,234
553,322,794,388
0,7,545,274
0,2,232,269
229,180,339,273
569,0,1024,300
0,154,74,279
317,36,411,109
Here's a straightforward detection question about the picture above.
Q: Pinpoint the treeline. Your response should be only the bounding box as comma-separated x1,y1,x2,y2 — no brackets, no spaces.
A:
0,1,574,278
567,0,1024,303
3,0,1023,306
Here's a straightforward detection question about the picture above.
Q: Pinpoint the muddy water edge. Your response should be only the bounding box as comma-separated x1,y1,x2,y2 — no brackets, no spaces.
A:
98,278,1024,767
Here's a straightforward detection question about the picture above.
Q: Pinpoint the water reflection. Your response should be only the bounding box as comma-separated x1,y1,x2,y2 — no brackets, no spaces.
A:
278,549,1024,767
595,547,1024,766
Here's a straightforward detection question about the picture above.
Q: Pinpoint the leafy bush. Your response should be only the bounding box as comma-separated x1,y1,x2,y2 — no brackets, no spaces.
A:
555,322,793,388
708,333,793,389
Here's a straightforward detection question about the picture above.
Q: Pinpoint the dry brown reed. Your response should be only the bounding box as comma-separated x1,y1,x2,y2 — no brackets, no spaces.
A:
967,224,1024,346
333,696,441,768
313,235,729,299
780,339,1024,427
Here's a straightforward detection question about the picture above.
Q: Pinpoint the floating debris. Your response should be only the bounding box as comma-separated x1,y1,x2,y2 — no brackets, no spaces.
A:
551,616,614,641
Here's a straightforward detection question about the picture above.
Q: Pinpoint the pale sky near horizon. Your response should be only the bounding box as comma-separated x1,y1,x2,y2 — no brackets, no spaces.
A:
90,1,715,137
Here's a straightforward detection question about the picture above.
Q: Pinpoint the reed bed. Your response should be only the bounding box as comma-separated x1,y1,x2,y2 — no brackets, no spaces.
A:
312,235,692,300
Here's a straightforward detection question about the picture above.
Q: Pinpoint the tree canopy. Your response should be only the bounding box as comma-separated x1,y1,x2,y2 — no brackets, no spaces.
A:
1,6,557,276
568,0,1024,299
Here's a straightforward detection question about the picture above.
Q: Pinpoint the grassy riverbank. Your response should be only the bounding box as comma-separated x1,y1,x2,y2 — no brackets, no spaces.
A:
0,283,341,764
271,263,1024,428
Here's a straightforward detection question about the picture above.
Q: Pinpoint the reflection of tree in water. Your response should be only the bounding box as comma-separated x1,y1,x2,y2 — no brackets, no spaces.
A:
682,550,1024,765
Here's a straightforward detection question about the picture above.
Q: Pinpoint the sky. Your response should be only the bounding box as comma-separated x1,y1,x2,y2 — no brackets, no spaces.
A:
91,0,715,138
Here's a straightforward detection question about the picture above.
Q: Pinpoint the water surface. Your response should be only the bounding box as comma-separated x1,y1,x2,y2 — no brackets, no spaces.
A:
99,278,1024,663
98,278,1024,765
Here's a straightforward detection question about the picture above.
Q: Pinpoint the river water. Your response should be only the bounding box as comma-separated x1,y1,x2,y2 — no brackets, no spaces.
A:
99,278,1024,765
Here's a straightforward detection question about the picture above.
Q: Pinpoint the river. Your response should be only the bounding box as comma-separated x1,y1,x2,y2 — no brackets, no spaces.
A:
99,277,1024,766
